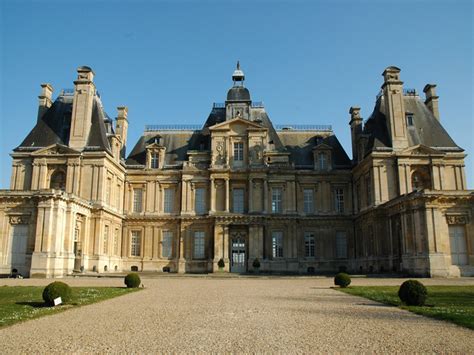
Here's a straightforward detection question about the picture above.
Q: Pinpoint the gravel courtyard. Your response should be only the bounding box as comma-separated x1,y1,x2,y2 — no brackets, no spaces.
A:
0,276,473,353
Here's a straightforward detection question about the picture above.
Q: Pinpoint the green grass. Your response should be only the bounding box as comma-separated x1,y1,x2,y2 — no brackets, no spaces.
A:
339,285,474,330
0,285,140,328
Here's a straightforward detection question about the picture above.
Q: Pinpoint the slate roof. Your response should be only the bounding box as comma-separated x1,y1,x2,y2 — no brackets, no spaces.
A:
362,95,461,153
15,94,113,154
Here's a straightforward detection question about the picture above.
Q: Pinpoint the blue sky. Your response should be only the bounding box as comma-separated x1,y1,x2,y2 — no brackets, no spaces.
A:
1,0,472,188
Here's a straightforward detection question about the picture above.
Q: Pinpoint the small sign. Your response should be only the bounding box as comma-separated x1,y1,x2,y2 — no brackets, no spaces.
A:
53,297,62,306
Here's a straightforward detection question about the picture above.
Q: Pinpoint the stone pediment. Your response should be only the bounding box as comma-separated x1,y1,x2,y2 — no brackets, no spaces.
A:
401,144,445,156
209,117,266,131
312,143,333,151
30,144,80,156
145,142,164,150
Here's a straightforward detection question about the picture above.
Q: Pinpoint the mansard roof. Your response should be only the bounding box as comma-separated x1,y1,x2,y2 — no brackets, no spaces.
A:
363,94,461,153
15,94,113,154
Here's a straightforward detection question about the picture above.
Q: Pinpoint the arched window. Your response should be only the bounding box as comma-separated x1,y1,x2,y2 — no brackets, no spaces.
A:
50,170,66,191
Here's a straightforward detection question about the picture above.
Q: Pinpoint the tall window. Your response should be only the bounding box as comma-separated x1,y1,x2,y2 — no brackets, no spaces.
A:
194,231,205,259
103,225,109,254
272,231,283,258
234,142,244,161
150,152,159,169
303,189,314,214
233,188,244,213
133,188,143,213
195,188,206,214
335,188,344,213
271,187,282,213
116,184,121,209
130,230,141,257
406,113,414,126
113,228,119,255
336,231,347,258
106,178,112,204
319,153,327,170
304,232,315,257
162,231,173,258
164,188,174,213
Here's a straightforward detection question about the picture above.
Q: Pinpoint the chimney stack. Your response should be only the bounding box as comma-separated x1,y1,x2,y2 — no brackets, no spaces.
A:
116,106,129,157
349,106,363,162
38,83,53,121
423,84,440,121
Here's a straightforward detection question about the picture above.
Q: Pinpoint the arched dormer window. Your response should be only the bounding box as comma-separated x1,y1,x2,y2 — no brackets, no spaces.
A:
50,170,66,191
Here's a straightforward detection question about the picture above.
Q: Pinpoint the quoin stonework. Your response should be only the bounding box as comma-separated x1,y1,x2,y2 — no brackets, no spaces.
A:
1,64,473,278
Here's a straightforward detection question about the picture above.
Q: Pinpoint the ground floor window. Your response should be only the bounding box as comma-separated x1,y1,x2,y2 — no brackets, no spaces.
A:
194,231,205,259
336,231,347,259
272,231,283,258
162,231,173,258
304,232,315,257
130,230,142,257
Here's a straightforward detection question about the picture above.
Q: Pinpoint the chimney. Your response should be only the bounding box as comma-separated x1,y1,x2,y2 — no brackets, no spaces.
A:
69,66,96,150
381,66,408,150
423,84,440,121
349,106,363,162
116,106,129,157
38,83,53,121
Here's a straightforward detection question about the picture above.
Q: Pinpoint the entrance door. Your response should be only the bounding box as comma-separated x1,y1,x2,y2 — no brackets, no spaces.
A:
449,225,468,265
73,228,82,272
231,236,246,273
10,225,29,276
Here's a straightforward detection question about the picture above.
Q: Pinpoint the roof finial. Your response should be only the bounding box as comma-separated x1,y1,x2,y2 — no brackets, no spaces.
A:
237,60,240,70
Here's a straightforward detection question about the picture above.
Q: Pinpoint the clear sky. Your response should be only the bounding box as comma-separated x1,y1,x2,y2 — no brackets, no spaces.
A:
1,0,472,188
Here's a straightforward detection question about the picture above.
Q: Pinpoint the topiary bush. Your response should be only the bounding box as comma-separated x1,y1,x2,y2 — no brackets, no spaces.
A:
124,273,141,288
398,280,428,306
334,272,351,288
42,281,72,306
217,258,225,269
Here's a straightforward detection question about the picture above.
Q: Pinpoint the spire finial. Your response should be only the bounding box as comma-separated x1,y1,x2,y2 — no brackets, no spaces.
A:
237,60,240,70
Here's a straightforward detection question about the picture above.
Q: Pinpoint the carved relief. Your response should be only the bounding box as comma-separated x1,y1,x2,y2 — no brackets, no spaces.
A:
446,215,468,225
9,215,29,225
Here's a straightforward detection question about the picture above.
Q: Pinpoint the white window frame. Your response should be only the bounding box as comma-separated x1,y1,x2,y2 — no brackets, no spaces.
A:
335,188,344,213
150,152,159,169
271,187,282,213
304,232,315,257
232,188,245,213
234,142,244,161
162,231,173,258
133,188,143,213
193,231,205,259
319,152,327,170
195,187,206,214
164,188,174,213
271,231,283,258
130,230,141,257
303,188,314,214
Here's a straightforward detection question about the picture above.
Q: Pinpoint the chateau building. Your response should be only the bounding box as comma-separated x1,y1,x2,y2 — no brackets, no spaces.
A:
0,64,472,278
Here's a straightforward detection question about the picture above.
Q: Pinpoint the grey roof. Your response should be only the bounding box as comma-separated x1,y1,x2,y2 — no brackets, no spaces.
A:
16,95,113,154
362,95,461,153
226,86,251,102
278,131,351,169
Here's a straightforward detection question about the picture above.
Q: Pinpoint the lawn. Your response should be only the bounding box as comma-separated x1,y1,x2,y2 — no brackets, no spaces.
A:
339,285,474,330
0,286,140,328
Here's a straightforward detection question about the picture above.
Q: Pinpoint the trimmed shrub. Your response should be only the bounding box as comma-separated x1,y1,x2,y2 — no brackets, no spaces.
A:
334,272,351,288
252,258,261,269
42,281,72,306
217,258,225,268
398,280,428,306
124,273,141,288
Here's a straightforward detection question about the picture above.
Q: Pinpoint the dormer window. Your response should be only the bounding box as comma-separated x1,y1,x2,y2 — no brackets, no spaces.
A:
319,153,327,170
234,142,244,161
406,113,414,126
150,153,159,169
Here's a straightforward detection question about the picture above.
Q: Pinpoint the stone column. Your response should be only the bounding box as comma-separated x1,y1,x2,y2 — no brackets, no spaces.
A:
263,180,268,213
210,178,215,212
225,178,230,212
177,223,186,273
248,178,253,213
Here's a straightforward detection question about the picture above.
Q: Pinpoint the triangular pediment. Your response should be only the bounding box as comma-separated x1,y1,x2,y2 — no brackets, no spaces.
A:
209,117,266,131
145,142,164,149
401,144,445,156
31,144,81,156
312,143,333,151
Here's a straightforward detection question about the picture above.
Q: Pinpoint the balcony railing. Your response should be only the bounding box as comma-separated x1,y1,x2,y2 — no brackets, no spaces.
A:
275,124,332,132
212,101,264,109
145,124,202,132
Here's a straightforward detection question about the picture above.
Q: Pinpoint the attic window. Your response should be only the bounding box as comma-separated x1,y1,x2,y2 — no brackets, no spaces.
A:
406,113,414,126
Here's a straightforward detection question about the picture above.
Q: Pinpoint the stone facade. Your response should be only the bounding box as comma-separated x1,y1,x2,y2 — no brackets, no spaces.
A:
0,64,472,278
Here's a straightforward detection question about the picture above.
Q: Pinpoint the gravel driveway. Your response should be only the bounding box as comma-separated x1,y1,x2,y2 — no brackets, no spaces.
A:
0,276,473,353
